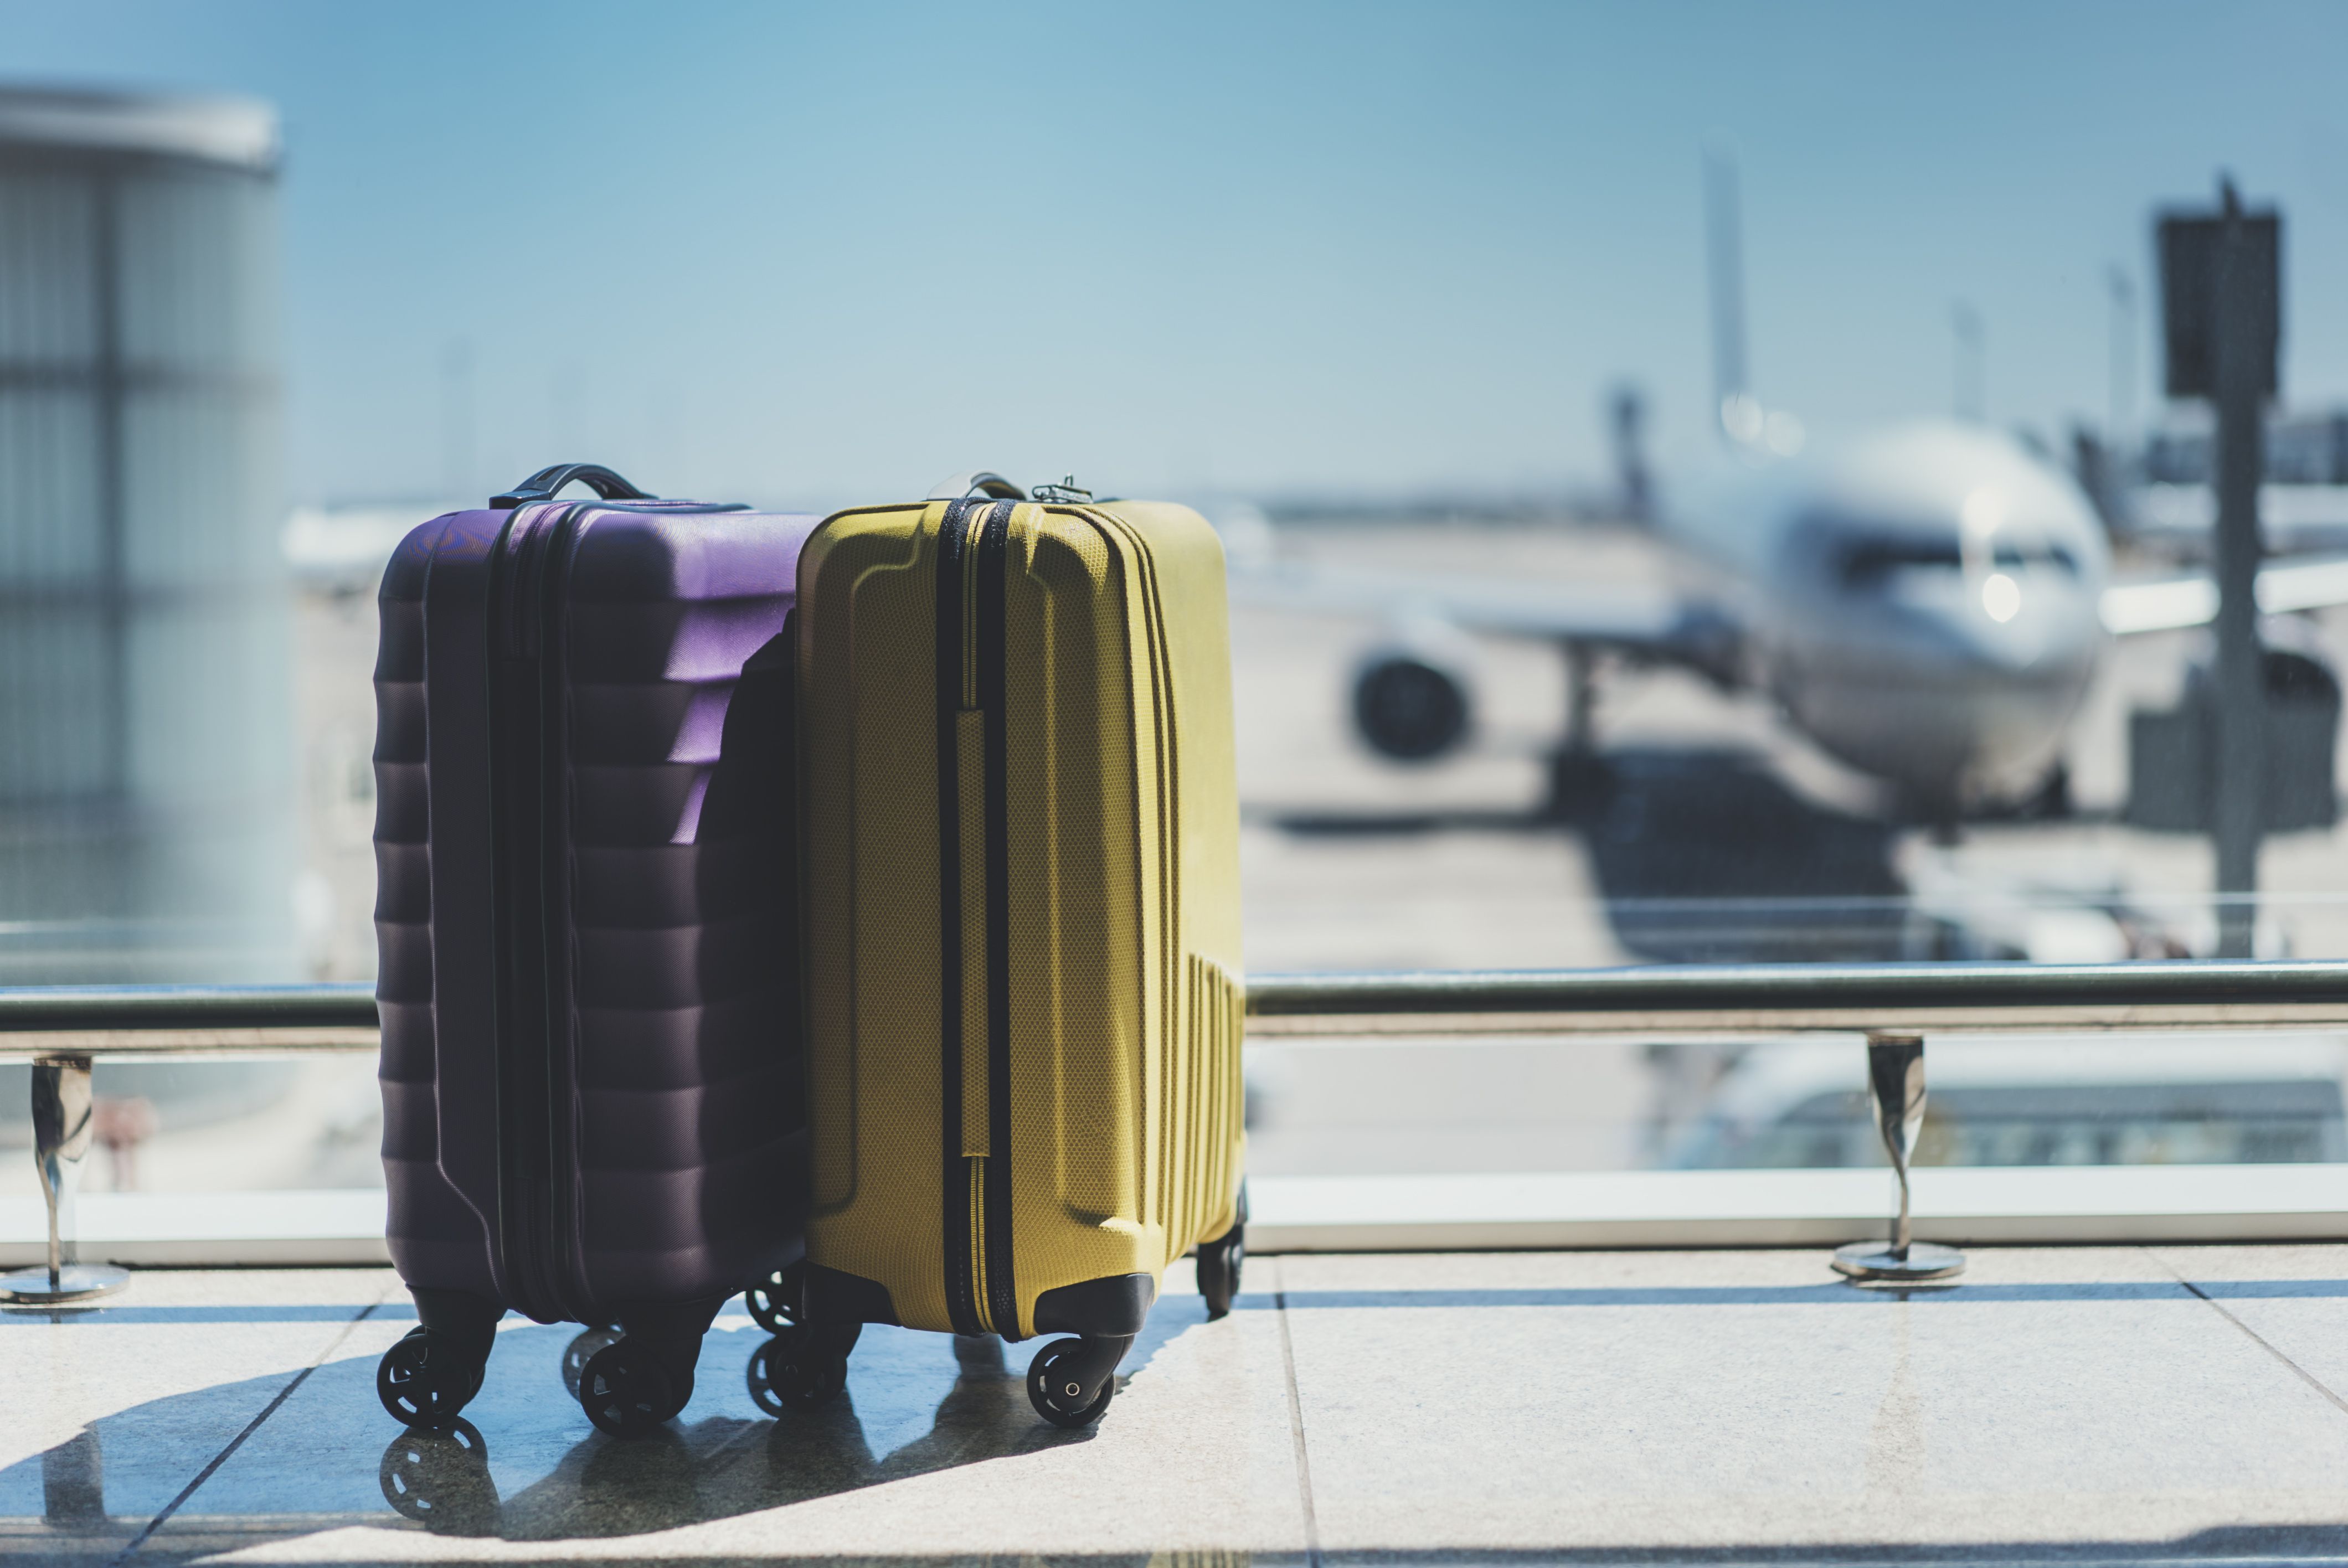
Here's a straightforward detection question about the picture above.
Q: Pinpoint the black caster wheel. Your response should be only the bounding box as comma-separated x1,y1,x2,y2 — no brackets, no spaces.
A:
1197,1180,1248,1321
1026,1338,1116,1430
560,1327,622,1401
377,1328,487,1428
579,1340,682,1439
744,1262,804,1336
753,1327,851,1412
378,1419,497,1532
1197,1227,1244,1321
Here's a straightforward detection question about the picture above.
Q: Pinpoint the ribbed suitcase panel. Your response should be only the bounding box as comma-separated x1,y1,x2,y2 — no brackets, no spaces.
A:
576,1079,786,1171
559,599,795,683
569,917,774,1010
573,995,782,1087
568,844,764,930
557,527,806,1309
572,1130,806,1298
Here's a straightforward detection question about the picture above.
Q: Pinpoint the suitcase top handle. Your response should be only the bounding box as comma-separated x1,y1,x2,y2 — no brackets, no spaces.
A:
927,471,1027,502
490,463,654,510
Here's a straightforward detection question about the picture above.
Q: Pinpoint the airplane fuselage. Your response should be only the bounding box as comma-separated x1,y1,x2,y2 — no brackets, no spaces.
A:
1664,421,2111,811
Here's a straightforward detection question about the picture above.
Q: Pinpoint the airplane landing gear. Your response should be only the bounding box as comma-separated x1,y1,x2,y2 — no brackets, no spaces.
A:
1546,749,1615,822
2021,762,2072,821
1544,642,1614,822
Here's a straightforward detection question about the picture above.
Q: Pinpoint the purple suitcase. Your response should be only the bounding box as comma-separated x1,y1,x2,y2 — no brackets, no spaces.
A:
372,465,816,1437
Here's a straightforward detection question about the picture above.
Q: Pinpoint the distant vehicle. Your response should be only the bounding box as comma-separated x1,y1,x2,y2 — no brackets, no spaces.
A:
1663,1035,2348,1169
1228,166,2348,823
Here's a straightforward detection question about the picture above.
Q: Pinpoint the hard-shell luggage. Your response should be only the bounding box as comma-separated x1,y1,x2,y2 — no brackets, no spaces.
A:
778,472,1247,1428
373,463,818,1437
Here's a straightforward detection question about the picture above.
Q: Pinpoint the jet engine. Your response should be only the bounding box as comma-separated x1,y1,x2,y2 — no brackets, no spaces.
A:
1351,623,1476,761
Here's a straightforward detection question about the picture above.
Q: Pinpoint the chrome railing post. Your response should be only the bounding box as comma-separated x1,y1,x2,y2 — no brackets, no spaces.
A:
1,1054,129,1304
1832,1032,1965,1283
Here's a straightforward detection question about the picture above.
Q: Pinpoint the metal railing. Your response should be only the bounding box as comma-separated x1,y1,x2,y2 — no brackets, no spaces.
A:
9,961,2348,1297
1244,960,2348,1035
10,960,2348,1058
0,984,377,1057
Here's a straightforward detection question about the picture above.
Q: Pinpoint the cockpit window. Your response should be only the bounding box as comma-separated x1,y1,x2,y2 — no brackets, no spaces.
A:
1839,534,2079,591
1994,541,2080,574
1838,536,1961,589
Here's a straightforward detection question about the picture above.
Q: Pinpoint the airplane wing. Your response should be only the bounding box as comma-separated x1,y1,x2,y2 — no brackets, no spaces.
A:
2100,553,2348,635
1228,558,1744,684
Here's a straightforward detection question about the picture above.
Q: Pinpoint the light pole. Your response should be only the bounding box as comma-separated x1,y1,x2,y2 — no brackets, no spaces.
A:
1952,301,1986,423
2158,178,2281,958
2107,265,2136,452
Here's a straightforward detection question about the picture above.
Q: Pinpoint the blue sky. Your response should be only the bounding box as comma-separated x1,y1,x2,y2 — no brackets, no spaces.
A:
8,1,2346,508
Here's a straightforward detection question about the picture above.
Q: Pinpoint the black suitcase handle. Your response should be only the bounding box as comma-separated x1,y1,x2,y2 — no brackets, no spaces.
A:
926,471,1027,502
491,463,654,510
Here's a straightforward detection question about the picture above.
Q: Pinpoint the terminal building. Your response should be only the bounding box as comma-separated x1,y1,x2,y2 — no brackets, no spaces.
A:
0,87,295,983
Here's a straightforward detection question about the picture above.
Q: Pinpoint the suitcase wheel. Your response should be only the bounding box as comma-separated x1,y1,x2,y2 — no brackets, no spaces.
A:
746,1325,852,1414
743,1263,805,1337
559,1327,622,1400
377,1327,488,1428
1026,1337,1123,1430
578,1339,689,1439
1197,1225,1245,1321
1197,1180,1249,1322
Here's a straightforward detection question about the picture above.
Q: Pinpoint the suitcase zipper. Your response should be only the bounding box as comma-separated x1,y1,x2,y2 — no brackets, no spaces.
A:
975,496,1019,1339
933,497,984,1338
934,495,1022,1339
486,502,591,1325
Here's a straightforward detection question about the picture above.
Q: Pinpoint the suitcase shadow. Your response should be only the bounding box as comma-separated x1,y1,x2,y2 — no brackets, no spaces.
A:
378,1316,1191,1541
0,1299,1204,1546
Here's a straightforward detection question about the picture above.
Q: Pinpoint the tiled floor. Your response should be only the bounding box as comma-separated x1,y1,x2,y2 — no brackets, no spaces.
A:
12,1247,2348,1565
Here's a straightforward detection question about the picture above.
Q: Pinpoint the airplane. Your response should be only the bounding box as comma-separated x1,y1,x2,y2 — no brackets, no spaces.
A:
1225,161,2348,826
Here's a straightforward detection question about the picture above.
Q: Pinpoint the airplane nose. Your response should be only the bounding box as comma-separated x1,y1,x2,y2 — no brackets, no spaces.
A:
1912,569,2095,675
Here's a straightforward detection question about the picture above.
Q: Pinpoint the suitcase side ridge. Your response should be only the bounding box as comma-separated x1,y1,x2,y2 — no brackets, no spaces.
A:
799,504,956,1329
380,510,499,1298
416,508,518,1303
999,504,1157,1335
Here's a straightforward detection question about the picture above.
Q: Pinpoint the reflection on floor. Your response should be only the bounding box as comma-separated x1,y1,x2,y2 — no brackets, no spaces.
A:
16,1249,2348,1563
376,1332,1085,1542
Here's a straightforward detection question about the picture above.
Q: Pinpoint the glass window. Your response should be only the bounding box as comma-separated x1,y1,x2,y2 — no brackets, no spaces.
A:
1,12,2341,1209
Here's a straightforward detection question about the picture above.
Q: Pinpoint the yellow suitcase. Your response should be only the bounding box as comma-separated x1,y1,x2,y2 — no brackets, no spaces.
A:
771,473,1245,1429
